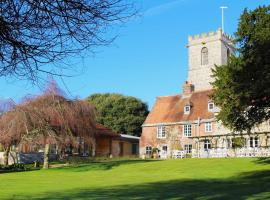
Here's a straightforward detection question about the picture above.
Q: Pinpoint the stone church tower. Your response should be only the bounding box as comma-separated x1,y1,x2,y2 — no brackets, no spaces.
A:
186,28,235,91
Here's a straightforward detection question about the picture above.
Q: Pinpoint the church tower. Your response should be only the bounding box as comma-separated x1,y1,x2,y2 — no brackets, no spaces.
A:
186,28,235,91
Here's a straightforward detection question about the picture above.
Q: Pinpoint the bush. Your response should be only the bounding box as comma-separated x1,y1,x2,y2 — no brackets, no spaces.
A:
185,154,192,158
0,163,41,173
151,148,159,154
232,137,245,148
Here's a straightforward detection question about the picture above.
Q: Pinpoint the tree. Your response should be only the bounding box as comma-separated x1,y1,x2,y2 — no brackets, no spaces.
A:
87,93,148,136
0,0,136,81
211,5,270,132
0,83,96,168
0,98,16,166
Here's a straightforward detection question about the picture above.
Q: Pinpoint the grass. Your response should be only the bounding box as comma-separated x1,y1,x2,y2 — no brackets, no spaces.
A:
1,158,270,199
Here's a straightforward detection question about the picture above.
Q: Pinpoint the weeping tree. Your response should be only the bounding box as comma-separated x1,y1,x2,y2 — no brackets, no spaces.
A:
0,98,16,166
0,84,96,168
0,0,136,81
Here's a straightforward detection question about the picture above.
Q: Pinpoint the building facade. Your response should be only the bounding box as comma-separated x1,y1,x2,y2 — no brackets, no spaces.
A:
140,28,270,158
0,123,140,164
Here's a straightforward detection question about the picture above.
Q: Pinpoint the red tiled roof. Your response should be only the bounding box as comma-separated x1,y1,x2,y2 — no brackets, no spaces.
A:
144,90,214,124
95,123,119,137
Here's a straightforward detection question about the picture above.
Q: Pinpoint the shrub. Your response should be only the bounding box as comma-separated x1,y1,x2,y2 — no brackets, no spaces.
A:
151,148,159,154
232,137,245,148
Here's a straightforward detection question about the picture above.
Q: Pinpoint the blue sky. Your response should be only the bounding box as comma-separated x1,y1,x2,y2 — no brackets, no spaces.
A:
0,0,269,109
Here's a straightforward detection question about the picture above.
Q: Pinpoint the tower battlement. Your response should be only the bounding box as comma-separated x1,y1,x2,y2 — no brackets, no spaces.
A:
188,28,234,43
186,28,235,91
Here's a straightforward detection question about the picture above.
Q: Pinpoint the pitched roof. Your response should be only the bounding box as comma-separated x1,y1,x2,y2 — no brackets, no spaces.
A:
95,123,119,137
144,90,214,125
95,124,140,141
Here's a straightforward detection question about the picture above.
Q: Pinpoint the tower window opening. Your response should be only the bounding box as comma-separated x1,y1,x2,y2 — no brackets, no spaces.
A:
201,47,208,65
227,48,230,63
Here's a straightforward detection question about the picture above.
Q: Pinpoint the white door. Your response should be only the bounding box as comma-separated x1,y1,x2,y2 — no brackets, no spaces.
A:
160,145,168,159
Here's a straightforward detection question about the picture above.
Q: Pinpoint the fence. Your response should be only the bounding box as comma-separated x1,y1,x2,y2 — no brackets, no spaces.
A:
192,147,270,158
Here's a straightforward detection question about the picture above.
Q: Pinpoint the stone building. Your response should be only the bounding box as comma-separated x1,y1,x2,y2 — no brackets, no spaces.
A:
95,123,139,157
140,28,270,158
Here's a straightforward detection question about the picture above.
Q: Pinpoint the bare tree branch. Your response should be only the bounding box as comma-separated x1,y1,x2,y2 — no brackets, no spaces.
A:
0,0,136,81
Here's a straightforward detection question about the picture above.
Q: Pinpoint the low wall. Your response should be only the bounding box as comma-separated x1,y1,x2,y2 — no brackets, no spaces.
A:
0,152,18,165
0,152,58,165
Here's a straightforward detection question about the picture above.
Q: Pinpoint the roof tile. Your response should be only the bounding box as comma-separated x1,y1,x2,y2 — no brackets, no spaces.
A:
144,90,214,124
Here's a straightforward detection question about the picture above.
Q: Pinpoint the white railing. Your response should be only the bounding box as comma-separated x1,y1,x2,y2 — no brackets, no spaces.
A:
159,150,168,159
171,150,186,159
192,147,270,158
234,147,270,157
156,147,270,159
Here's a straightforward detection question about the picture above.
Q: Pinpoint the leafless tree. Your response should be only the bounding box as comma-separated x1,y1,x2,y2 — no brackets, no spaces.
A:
0,82,96,168
0,0,136,81
0,98,15,115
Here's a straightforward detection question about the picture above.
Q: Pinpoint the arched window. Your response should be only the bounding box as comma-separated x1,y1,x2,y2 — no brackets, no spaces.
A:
201,47,208,65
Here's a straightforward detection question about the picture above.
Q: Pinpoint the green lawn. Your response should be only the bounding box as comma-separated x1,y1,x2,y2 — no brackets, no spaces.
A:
1,158,270,199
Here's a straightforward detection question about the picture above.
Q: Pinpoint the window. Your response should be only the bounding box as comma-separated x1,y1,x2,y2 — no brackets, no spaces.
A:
184,144,192,154
249,137,259,148
204,140,211,150
183,124,192,137
205,122,212,132
146,146,152,155
132,143,138,155
157,126,166,138
184,105,191,114
201,47,208,65
208,102,214,112
227,48,230,62
161,145,168,152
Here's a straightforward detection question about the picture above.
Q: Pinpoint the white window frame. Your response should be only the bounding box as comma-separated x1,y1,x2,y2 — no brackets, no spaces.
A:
249,137,259,148
157,126,166,139
183,124,192,137
184,105,191,114
208,102,214,112
146,146,152,155
204,140,211,150
184,144,192,154
205,122,212,132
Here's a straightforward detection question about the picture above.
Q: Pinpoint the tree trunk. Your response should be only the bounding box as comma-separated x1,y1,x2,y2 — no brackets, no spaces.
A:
43,144,50,169
3,146,10,167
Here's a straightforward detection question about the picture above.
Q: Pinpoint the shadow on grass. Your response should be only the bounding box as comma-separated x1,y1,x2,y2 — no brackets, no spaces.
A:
0,168,40,174
53,159,161,172
0,164,40,174
24,170,270,200
254,157,270,165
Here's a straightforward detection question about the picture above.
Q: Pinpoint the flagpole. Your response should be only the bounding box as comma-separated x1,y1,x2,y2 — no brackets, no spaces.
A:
220,6,228,33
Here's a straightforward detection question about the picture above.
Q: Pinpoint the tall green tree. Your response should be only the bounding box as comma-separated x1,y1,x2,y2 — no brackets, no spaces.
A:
212,5,270,132
87,93,148,136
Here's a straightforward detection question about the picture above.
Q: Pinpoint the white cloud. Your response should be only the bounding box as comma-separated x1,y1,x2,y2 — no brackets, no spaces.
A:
144,0,185,17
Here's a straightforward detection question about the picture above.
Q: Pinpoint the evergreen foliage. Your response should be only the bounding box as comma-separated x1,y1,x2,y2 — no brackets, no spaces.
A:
87,93,149,136
212,5,270,132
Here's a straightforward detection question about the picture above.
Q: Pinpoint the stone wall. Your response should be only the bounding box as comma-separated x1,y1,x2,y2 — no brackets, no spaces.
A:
187,28,234,91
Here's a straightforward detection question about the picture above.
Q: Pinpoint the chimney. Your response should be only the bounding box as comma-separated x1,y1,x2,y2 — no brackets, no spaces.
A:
183,81,194,97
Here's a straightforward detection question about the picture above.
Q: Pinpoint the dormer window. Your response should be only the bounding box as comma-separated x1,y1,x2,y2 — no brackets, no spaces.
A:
208,102,214,112
184,105,191,114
